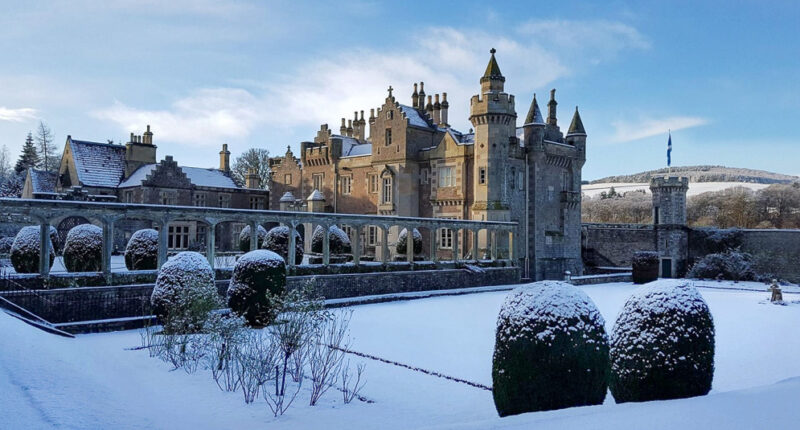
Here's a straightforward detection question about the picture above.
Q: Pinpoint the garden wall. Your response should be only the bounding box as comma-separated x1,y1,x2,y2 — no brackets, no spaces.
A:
581,223,656,268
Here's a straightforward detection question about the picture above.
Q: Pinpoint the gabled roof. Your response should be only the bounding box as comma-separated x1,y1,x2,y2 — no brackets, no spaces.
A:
119,163,240,189
68,138,126,188
28,168,57,193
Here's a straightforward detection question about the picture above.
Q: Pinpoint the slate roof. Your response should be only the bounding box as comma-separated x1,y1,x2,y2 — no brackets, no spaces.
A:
28,168,57,193
69,139,126,188
119,164,240,189
568,107,586,135
398,104,434,129
524,95,545,124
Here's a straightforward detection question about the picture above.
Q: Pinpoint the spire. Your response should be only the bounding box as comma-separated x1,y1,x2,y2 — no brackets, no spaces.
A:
567,106,586,135
483,48,503,79
524,94,544,124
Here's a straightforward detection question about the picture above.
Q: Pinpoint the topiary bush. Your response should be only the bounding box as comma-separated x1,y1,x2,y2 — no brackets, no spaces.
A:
227,249,287,326
0,236,13,255
10,226,55,273
687,250,756,281
632,251,660,284
238,224,268,252
151,251,220,333
262,226,304,265
311,225,352,254
492,281,609,417
63,224,103,272
396,228,422,255
609,282,715,403
125,229,159,270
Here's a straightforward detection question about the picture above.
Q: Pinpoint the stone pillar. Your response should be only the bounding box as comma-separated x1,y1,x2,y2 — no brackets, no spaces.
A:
249,220,259,252
352,225,361,265
287,222,297,269
491,230,498,260
322,224,331,266
431,227,438,263
406,226,415,264
472,229,479,261
102,219,114,283
38,222,51,278
453,228,460,263
381,225,389,265
157,220,169,268
206,223,216,269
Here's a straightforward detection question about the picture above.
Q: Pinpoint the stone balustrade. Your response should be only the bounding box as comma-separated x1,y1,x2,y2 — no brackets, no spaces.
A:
0,198,519,281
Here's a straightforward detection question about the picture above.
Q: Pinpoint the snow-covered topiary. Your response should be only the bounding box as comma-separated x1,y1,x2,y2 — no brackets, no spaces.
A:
124,229,159,270
10,226,55,273
632,251,660,284
492,281,609,417
609,282,715,403
238,225,268,252
0,236,13,254
63,224,103,272
151,251,220,333
262,226,303,265
687,250,756,281
227,249,286,326
396,228,422,255
311,225,351,254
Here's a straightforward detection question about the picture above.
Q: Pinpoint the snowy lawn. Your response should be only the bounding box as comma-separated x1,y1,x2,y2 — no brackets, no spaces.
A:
2,280,800,429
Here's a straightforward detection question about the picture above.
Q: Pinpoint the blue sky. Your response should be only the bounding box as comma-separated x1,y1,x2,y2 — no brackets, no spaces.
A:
0,0,798,180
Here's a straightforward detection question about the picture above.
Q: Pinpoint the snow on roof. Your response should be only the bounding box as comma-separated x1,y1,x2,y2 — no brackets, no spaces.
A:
279,191,296,202
69,139,126,188
398,104,433,129
119,164,240,189
307,189,324,201
332,134,373,158
28,168,57,193
345,143,372,157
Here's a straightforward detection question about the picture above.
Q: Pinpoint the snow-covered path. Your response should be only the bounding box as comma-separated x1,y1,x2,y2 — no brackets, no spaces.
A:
2,281,800,429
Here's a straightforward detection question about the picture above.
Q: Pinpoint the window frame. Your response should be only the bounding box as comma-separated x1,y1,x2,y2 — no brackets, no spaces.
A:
381,176,393,204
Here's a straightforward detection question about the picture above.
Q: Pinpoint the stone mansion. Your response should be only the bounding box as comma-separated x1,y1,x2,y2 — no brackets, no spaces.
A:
269,49,587,279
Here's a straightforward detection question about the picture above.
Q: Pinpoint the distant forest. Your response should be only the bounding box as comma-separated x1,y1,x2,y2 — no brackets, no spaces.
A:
582,183,800,229
590,165,798,185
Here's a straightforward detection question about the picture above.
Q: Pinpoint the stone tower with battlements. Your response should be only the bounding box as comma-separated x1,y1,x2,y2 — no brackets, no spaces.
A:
650,176,689,277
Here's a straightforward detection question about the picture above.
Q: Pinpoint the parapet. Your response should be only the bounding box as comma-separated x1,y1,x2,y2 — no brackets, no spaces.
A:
650,176,689,190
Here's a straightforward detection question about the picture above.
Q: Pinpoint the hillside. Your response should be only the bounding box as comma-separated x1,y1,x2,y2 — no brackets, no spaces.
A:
590,166,799,185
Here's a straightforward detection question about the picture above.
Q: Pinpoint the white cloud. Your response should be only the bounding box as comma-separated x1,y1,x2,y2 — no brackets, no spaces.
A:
91,20,648,146
610,116,709,143
0,107,37,122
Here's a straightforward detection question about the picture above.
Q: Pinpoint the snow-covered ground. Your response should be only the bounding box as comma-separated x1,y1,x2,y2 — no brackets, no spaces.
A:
582,182,772,198
2,280,800,429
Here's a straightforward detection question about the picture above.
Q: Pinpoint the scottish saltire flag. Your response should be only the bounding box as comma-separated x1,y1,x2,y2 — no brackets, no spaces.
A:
667,132,672,167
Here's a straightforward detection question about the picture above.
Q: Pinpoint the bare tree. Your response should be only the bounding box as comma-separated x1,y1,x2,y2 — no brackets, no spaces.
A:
231,148,270,189
34,121,59,173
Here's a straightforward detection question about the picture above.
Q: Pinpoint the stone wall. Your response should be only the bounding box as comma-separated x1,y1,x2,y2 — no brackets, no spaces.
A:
582,223,656,267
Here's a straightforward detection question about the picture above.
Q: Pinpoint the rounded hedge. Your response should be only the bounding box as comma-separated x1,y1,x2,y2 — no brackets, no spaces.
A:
262,226,303,265
492,281,609,417
63,224,103,272
311,225,352,254
125,229,159,270
151,251,219,332
609,282,715,403
632,251,660,284
396,228,422,255
227,249,287,326
238,225,268,252
687,250,756,281
10,226,55,273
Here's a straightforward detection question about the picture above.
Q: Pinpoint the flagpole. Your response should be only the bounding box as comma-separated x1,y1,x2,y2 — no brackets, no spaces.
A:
667,129,671,175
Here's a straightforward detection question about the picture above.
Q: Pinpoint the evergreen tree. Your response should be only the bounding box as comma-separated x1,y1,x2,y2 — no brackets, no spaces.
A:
14,133,40,174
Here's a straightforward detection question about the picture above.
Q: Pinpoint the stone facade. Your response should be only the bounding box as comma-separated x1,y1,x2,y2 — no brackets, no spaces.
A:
268,49,586,280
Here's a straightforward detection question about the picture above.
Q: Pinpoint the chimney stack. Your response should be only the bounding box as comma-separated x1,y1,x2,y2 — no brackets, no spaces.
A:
347,119,353,137
425,95,433,119
245,168,260,189
412,83,419,108
340,118,347,135
142,125,153,145
441,92,449,126
433,94,441,125
547,88,558,127
418,82,426,110
219,143,231,172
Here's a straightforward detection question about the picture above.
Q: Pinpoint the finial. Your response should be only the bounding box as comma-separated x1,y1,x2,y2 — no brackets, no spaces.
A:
490,48,496,55
388,85,393,97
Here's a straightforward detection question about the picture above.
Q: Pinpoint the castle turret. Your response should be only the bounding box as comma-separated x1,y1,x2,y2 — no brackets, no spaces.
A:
219,143,231,172
650,176,690,278
124,125,157,178
245,168,261,189
480,48,505,94
565,106,587,155
522,94,545,147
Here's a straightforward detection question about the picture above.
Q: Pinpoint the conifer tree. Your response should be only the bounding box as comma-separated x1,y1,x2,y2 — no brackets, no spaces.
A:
14,133,40,174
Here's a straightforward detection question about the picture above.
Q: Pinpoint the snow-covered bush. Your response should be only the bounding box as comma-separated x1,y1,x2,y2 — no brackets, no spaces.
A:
492,281,609,417
262,226,304,265
238,225,268,252
396,228,422,255
0,236,13,254
632,251,660,284
124,229,159,270
687,250,757,281
311,225,352,254
609,282,715,403
227,249,287,326
10,226,55,273
63,224,103,272
151,251,220,333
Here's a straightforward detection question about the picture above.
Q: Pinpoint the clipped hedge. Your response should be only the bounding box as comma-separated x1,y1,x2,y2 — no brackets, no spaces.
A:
151,251,219,333
262,226,304,265
125,229,159,270
227,250,287,326
632,251,660,284
311,225,352,254
609,282,715,403
238,225,268,252
492,281,609,417
396,228,422,255
10,226,55,273
63,224,103,272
